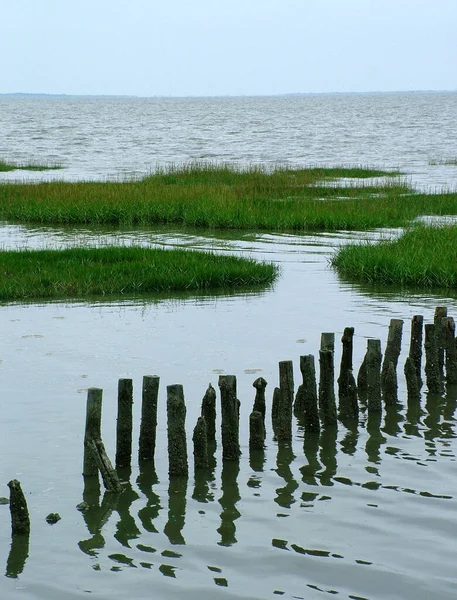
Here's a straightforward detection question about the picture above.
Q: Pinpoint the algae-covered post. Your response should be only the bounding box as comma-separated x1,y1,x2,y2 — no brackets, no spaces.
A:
383,361,398,406
138,375,159,462
218,375,240,460
409,315,423,389
252,377,267,435
338,327,354,399
357,351,368,396
381,319,403,398
300,354,320,432
115,378,133,470
434,307,447,377
277,361,294,441
85,438,123,493
8,479,30,536
249,410,265,450
167,384,189,476
201,383,217,444
193,416,209,469
404,356,420,402
83,387,103,477
271,386,280,438
366,339,382,412
424,324,441,394
319,349,337,427
321,332,335,353
445,317,457,384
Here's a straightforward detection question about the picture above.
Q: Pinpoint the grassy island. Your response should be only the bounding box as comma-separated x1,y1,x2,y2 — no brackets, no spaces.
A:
0,246,278,301
0,163,425,230
331,225,457,288
0,159,63,172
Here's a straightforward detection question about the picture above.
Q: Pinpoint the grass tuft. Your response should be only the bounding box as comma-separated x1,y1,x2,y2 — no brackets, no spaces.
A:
331,224,457,288
0,159,63,172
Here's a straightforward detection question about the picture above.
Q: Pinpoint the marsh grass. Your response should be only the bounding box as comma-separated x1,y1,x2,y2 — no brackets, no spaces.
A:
0,163,424,230
0,246,278,301
331,224,457,287
429,158,457,166
0,159,63,172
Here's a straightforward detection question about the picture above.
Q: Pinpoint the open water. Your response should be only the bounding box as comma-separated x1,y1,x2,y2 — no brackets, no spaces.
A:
0,92,457,600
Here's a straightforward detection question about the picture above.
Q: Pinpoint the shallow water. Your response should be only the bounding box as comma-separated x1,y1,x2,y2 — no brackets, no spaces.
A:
1,93,457,599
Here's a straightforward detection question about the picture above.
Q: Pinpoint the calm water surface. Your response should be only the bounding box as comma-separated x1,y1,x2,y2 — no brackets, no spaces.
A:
1,93,457,600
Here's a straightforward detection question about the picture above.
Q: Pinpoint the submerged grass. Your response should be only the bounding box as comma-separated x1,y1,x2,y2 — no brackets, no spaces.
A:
0,159,63,172
0,163,420,231
0,246,278,301
331,224,457,288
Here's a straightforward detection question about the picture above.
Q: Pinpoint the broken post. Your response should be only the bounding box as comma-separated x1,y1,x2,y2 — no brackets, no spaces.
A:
409,315,423,389
338,327,355,399
193,416,209,469
249,410,265,450
201,383,217,444
277,360,294,441
434,307,447,377
167,384,189,476
445,317,457,384
321,332,335,353
424,324,441,394
138,375,159,462
319,349,337,427
85,438,123,493
381,319,403,398
300,355,320,432
83,387,103,477
116,378,133,470
271,386,280,438
8,480,30,536
366,339,382,412
252,377,267,435
218,375,240,460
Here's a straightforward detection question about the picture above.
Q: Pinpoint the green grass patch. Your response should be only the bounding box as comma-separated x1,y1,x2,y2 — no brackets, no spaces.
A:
429,158,457,166
331,224,457,287
0,163,418,230
0,159,63,172
0,246,278,301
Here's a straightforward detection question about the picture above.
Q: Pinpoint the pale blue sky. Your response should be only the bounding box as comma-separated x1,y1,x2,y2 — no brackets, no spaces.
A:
1,0,455,96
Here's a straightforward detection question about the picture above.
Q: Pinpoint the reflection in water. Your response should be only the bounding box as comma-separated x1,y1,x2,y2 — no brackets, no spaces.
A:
6,534,29,579
339,419,359,457
383,403,404,438
193,442,216,503
137,463,162,533
424,392,444,457
300,432,321,486
113,467,141,548
319,426,338,486
217,460,240,547
164,476,187,546
275,442,298,509
365,412,385,466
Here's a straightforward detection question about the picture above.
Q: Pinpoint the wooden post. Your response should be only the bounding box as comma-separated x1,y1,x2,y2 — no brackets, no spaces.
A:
249,410,265,450
218,375,240,460
381,319,403,397
116,378,133,470
339,371,359,420
338,327,354,399
193,416,208,469
445,317,457,384
201,383,217,444
321,332,335,353
271,386,280,438
319,349,337,427
434,307,447,377
138,375,159,462
83,387,103,476
424,324,441,393
357,351,368,396
409,315,423,389
404,356,420,402
300,355,320,432
85,438,123,493
277,361,294,441
383,362,398,406
167,384,188,476
366,339,382,413
7,480,30,536
252,377,267,435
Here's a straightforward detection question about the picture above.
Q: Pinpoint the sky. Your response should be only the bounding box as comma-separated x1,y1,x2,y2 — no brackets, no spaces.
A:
1,0,456,97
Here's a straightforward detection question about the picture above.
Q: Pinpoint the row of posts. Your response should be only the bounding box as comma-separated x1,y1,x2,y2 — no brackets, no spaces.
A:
78,307,457,490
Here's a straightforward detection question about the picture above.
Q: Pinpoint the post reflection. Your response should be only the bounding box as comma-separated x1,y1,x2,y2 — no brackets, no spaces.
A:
318,426,338,486
365,412,385,465
217,460,240,547
6,534,29,579
275,442,298,508
300,432,320,486
164,476,187,545
193,442,216,504
137,462,162,533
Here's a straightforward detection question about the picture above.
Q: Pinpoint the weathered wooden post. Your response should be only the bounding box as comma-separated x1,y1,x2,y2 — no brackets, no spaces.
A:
116,378,133,470
319,349,337,427
271,387,280,437
83,387,103,476
434,307,447,377
381,319,403,398
85,438,123,493
252,377,267,435
404,356,420,402
366,339,382,412
424,324,441,393
138,375,159,462
8,480,30,536
167,384,189,476
338,327,354,399
383,361,398,406
201,383,217,444
445,317,457,384
321,332,335,353
409,315,423,389
218,375,240,460
193,416,208,469
277,361,294,441
300,355,320,432
249,410,265,450
357,351,368,397
339,371,359,420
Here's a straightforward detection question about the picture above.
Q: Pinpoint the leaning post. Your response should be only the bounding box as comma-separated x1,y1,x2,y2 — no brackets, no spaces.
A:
83,387,103,477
